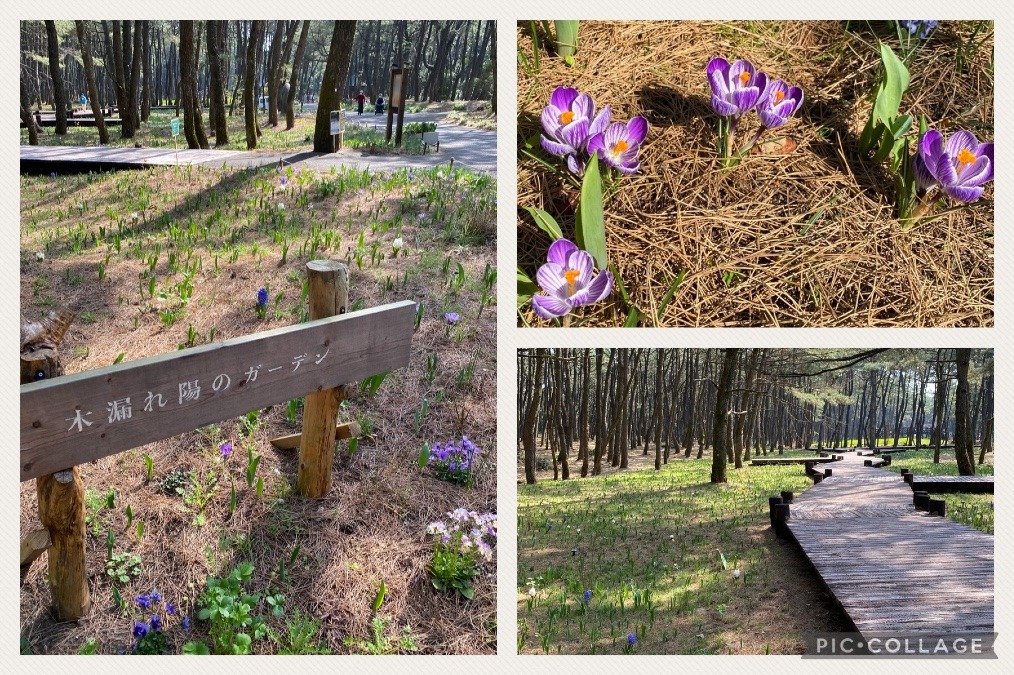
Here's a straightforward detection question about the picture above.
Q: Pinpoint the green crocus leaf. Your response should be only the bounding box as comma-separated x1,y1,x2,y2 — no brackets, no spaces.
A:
576,154,607,269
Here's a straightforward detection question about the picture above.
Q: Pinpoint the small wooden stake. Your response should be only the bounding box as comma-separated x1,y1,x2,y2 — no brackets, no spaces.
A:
297,260,350,498
270,421,361,450
20,528,52,573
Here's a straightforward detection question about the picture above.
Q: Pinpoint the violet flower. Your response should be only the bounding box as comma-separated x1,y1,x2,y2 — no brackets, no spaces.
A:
532,239,612,320
540,86,610,175
707,58,767,119
913,129,993,203
756,80,804,129
588,117,649,175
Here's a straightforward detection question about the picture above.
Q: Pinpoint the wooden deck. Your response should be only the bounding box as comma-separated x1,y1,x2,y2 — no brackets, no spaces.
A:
783,453,994,640
20,144,279,174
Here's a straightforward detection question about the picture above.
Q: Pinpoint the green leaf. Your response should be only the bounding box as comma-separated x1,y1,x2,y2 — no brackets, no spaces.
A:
143,454,153,482
609,263,628,304
554,20,580,58
517,268,539,300
417,443,431,469
874,42,910,122
656,270,687,320
113,352,125,364
347,437,359,455
372,579,387,613
523,206,564,241
256,477,264,497
182,641,210,655
576,155,607,269
460,584,475,600
623,307,641,328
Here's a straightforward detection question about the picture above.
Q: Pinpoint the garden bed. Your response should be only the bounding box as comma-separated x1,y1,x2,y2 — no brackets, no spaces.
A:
517,21,993,327
20,164,497,654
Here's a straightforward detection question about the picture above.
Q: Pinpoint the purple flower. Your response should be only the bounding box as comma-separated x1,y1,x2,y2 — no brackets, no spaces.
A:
707,57,768,118
541,86,611,175
913,129,994,203
49,172,57,179
588,117,649,175
149,590,162,604
165,602,177,615
257,288,269,307
902,20,938,39
220,441,233,458
532,239,613,320
584,589,592,603
149,615,163,632
756,80,803,129
280,177,288,186
135,594,151,610
627,633,637,646
182,615,191,631
132,622,149,639
444,312,460,324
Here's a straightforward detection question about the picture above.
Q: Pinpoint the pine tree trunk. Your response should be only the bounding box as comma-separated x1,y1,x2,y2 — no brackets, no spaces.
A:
45,20,68,135
75,21,108,145
314,21,357,152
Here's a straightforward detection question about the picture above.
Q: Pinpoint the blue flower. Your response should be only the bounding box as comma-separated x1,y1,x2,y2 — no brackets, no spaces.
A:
135,594,151,610
49,172,57,179
584,589,592,603
257,288,269,307
182,615,191,631
627,633,637,646
132,622,149,639
149,615,163,632
902,20,938,39
444,312,460,324
165,602,177,615
149,590,162,604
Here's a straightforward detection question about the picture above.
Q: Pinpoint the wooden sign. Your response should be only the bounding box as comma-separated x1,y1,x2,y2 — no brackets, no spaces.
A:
20,300,415,481
171,118,180,137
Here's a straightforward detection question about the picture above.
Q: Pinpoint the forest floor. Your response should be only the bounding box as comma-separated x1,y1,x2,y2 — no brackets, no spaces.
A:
20,162,497,654
517,447,854,655
517,20,993,326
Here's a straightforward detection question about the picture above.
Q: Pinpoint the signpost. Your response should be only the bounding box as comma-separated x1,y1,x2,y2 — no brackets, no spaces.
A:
385,66,408,146
329,109,345,152
20,265,415,620
171,117,180,163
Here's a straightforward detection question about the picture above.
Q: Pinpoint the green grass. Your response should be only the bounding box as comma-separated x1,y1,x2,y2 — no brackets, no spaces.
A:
930,492,993,534
882,448,993,476
518,458,814,655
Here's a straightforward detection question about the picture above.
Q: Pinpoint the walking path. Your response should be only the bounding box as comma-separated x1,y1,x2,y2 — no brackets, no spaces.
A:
21,111,496,177
784,452,994,639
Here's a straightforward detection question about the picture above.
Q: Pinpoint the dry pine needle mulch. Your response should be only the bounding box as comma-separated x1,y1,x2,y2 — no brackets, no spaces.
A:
518,20,994,326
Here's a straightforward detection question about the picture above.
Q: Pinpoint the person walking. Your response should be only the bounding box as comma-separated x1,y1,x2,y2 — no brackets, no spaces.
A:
356,90,366,116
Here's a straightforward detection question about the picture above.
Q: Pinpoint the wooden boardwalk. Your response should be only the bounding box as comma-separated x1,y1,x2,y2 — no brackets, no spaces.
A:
20,145,279,172
784,453,993,638
910,475,994,494
751,456,840,466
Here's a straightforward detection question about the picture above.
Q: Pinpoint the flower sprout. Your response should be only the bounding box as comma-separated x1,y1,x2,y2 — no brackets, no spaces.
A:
532,239,613,321
913,129,993,203
588,117,649,175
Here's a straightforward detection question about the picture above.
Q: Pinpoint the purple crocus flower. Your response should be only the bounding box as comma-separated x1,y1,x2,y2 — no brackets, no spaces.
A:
444,312,460,324
588,117,649,175
532,239,613,320
540,86,611,175
913,129,994,203
707,58,768,119
756,80,804,129
902,21,938,39
220,441,233,459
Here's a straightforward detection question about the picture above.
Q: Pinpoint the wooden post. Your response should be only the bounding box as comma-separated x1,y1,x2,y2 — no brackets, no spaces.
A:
768,496,783,527
929,499,946,517
780,490,794,504
20,308,90,620
824,468,833,478
297,260,350,498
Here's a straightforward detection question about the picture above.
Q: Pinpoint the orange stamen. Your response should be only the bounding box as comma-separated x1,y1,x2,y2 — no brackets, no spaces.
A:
564,269,580,296
559,111,575,125
957,148,977,167
775,90,786,102
612,139,630,153
739,72,750,85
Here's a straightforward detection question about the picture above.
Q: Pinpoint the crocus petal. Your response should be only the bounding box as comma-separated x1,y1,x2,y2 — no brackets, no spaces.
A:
589,105,611,137
710,95,738,117
613,162,640,175
943,184,986,203
707,57,731,97
586,132,605,157
531,294,572,319
541,107,564,138
560,118,590,150
550,87,579,111
541,136,575,158
934,152,960,188
536,261,568,298
731,87,760,113
978,143,994,183
626,116,649,145
788,87,804,111
586,269,614,302
546,239,578,267
919,130,945,178
572,93,595,121
957,156,992,187
945,129,980,159
912,153,938,192
565,249,595,285
566,154,585,175
728,60,755,88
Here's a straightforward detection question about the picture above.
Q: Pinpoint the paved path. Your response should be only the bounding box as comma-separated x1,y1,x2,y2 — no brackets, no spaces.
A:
21,112,496,177
784,453,993,641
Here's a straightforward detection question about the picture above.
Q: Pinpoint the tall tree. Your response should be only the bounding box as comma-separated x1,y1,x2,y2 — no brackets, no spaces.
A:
523,349,547,485
313,21,357,152
285,20,311,130
44,20,68,135
206,20,228,145
20,78,39,145
74,21,108,145
710,349,740,484
953,348,975,476
244,20,264,149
